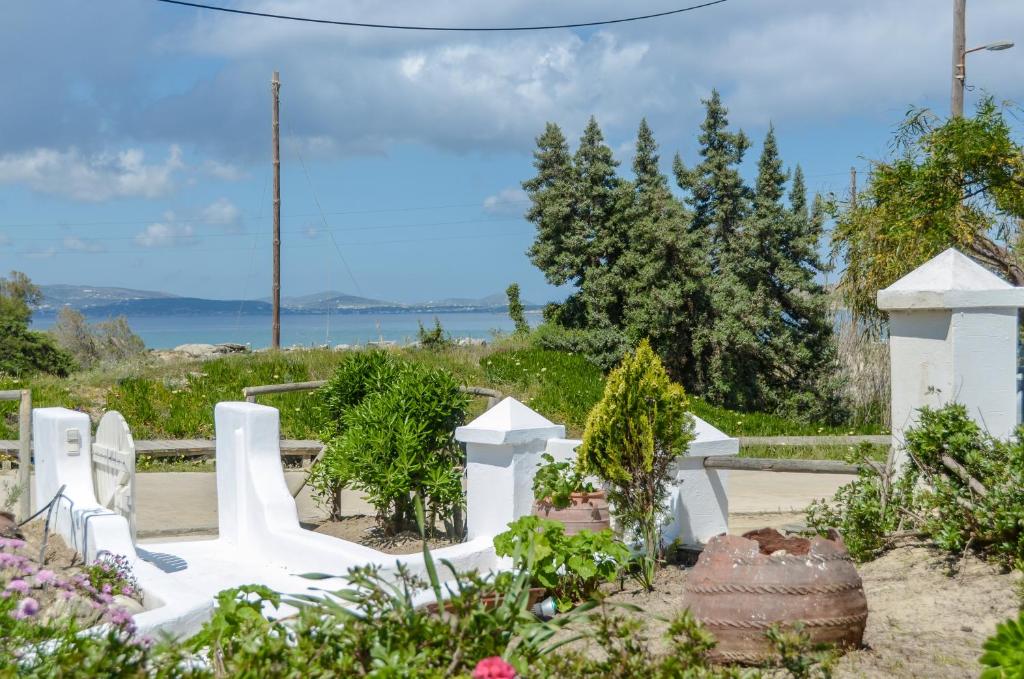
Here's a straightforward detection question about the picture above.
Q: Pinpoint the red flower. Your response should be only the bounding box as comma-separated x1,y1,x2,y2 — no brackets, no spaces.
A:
472,656,517,679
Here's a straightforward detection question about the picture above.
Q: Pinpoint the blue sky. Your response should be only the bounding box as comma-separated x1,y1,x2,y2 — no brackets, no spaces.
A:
1,0,1022,304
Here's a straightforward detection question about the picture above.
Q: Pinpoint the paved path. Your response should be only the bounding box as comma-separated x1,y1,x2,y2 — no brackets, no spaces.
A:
3,469,856,539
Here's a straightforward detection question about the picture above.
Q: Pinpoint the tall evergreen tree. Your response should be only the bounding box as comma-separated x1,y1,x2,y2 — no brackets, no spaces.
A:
673,91,753,402
524,123,578,288
620,120,706,383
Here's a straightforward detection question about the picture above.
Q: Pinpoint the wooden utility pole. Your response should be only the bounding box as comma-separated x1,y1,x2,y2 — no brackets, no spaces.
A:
271,71,281,349
952,0,966,117
849,166,857,209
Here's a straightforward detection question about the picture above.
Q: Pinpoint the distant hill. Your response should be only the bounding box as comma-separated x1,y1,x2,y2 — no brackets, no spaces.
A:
279,290,394,310
34,284,541,316
39,284,177,312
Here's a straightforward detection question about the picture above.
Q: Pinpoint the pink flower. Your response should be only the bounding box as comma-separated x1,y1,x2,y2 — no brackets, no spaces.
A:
0,538,25,551
5,579,29,594
13,597,38,620
35,570,56,586
473,656,517,679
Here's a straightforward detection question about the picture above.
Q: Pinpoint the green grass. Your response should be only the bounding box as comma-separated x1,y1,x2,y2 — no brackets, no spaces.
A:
0,339,886,446
739,444,888,462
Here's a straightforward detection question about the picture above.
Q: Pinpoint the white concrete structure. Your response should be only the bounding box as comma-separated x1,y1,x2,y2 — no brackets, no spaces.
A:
91,412,137,541
878,248,1024,468
33,396,737,638
455,402,738,547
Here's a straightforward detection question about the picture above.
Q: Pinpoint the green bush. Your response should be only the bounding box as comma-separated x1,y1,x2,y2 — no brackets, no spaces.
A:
0,316,74,378
808,404,1024,567
315,350,403,439
312,355,469,534
577,340,694,588
530,321,630,371
494,515,629,611
416,317,453,350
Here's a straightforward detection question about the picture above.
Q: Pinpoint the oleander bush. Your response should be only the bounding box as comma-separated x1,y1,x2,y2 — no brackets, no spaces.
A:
311,351,469,533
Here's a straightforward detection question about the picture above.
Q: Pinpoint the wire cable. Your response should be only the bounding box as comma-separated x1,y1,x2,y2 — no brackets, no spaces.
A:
154,0,729,32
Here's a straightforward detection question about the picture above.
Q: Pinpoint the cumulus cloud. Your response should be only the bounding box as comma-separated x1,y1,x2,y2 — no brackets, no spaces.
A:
202,159,247,181
135,212,196,248
2,1,1023,162
62,235,104,253
200,197,242,232
0,146,184,202
483,187,529,215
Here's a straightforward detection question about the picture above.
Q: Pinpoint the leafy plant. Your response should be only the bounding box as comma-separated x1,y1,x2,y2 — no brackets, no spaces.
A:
494,515,628,611
981,611,1024,678
809,403,1024,567
532,452,595,509
311,356,469,534
82,553,141,601
805,444,915,562
417,316,453,350
577,340,694,588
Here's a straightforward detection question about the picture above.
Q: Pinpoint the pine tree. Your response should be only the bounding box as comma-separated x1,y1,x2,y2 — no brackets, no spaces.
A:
524,123,579,287
619,120,706,383
673,91,753,402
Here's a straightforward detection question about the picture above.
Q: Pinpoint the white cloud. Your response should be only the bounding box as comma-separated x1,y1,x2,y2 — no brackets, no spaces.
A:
135,212,196,248
483,187,529,215
202,159,246,181
62,235,104,253
0,146,184,202
200,197,242,232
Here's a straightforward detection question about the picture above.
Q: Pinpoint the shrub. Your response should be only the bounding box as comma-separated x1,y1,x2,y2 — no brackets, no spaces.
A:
417,317,453,350
577,340,694,588
49,309,145,369
315,349,403,439
808,403,1024,567
530,322,630,372
0,316,74,378
312,356,469,534
494,515,629,611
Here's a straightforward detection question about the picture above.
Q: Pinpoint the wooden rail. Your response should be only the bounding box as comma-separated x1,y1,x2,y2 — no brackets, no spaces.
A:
243,381,505,408
703,456,861,475
736,434,890,447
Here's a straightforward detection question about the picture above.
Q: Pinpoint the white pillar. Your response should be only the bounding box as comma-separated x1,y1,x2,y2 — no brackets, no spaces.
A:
878,249,1024,470
663,415,738,546
454,398,564,540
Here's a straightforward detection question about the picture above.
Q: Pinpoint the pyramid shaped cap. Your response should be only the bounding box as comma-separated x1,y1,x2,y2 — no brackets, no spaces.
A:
686,415,739,458
455,397,565,445
877,248,1024,311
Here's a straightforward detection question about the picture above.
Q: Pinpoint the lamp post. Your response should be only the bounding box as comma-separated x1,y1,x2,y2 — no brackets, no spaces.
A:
952,1,1014,117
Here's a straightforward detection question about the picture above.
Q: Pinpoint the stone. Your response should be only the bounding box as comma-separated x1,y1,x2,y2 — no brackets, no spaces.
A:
112,594,146,615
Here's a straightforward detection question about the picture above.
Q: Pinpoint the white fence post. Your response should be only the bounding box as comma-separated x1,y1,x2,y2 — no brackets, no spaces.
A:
878,249,1024,470
455,398,564,541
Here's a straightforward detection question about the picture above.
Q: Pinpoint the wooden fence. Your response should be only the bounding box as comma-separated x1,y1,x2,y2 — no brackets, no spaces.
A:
0,389,31,521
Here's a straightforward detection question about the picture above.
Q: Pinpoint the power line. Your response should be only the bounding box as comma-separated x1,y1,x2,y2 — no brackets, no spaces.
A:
154,0,729,32
0,198,530,230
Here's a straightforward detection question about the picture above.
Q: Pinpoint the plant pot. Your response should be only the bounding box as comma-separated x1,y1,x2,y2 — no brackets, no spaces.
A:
533,491,611,535
682,528,867,665
424,587,547,615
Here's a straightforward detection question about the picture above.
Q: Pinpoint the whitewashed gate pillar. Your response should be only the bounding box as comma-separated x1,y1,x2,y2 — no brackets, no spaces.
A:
878,248,1024,470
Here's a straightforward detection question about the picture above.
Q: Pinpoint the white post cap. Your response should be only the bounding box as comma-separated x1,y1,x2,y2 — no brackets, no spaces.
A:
455,397,565,445
877,248,1024,310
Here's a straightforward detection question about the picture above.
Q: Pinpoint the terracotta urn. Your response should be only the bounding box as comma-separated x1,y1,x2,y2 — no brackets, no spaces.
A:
533,490,610,535
682,528,868,665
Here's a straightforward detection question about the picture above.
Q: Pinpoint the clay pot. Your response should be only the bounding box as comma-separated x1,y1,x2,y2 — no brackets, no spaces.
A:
683,528,867,665
533,491,610,535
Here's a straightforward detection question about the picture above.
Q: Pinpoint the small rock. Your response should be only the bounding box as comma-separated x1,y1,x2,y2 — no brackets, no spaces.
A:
0,511,24,540
771,549,788,557
961,625,973,633
112,594,146,615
